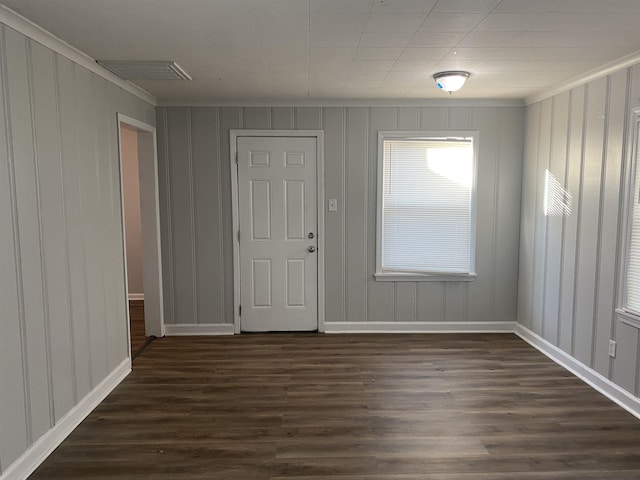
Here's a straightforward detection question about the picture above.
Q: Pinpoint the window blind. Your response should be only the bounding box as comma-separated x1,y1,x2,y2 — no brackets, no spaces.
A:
381,138,474,274
626,121,640,313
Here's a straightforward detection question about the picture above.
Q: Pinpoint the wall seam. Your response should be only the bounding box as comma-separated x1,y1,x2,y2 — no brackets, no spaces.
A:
530,103,543,333
26,39,55,427
491,107,501,322
71,63,92,390
557,91,573,347
216,108,224,323
343,108,349,322
1,23,32,447
571,84,589,357
365,108,369,323
610,67,632,380
53,53,78,405
165,109,177,326
187,108,198,324
541,98,555,340
591,76,611,368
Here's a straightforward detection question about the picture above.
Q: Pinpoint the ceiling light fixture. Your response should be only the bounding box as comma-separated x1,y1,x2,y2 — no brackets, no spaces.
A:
433,71,470,94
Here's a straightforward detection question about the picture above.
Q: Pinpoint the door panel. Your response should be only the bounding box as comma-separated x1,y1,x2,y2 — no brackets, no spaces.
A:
237,136,317,331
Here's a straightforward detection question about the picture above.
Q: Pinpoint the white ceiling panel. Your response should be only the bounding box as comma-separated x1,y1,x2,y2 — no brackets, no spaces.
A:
474,13,545,31
371,0,438,13
432,0,502,14
364,13,428,32
4,0,640,102
419,13,486,31
359,32,414,48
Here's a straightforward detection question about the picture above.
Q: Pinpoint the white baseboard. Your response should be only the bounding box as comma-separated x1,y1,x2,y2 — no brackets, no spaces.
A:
324,321,517,333
128,293,144,301
515,324,640,421
164,323,235,336
1,358,131,480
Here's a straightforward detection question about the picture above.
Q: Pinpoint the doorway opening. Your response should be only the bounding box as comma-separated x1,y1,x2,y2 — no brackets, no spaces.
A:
117,114,164,361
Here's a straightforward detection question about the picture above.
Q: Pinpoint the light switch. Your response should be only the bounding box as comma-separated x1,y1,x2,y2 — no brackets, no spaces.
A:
328,199,338,212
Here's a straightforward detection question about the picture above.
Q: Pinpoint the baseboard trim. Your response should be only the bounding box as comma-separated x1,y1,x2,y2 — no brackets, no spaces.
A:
515,324,640,421
128,293,144,301
1,358,131,480
164,323,235,336
324,321,517,333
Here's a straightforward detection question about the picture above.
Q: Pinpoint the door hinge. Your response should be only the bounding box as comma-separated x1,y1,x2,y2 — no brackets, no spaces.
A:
235,151,239,164
237,230,240,242
239,305,242,316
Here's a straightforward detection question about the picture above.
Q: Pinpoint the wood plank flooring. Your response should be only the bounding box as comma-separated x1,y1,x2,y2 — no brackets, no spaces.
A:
28,334,640,479
128,300,148,358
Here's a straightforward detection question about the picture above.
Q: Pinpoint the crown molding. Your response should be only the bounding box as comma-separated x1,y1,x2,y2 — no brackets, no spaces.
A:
526,49,640,106
0,4,157,106
157,97,525,108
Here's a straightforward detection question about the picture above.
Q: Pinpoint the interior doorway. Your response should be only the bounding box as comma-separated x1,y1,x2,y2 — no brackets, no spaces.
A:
117,114,164,360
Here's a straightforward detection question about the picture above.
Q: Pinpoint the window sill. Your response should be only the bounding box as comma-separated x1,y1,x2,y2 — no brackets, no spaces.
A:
615,308,640,330
374,272,477,282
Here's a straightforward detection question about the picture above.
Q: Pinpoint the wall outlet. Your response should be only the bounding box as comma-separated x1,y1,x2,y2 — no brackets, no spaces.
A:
328,199,338,212
609,339,617,358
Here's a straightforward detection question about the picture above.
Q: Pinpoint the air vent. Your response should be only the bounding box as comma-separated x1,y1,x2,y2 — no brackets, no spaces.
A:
96,60,192,81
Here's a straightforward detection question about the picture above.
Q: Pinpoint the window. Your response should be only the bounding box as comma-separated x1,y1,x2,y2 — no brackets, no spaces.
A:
375,131,478,282
618,110,640,327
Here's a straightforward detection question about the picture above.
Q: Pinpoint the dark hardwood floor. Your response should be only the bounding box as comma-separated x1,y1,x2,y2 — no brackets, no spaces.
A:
29,333,640,479
128,300,148,358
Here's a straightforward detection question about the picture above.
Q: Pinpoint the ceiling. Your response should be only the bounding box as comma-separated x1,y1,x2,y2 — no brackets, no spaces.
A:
4,0,640,103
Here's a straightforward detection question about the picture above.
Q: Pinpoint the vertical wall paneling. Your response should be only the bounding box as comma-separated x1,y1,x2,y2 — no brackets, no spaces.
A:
517,102,540,330
192,108,224,323
522,64,640,402
322,107,345,322
57,57,91,401
156,107,175,326
573,77,607,366
219,107,242,322
295,107,321,130
167,108,196,324
467,107,499,323
495,108,524,323
368,107,396,322
0,24,30,470
158,105,524,328
345,107,369,322
30,41,75,421
593,69,628,376
532,99,552,336
272,107,294,130
243,107,271,129
558,86,586,353
543,92,570,345
5,26,51,442
0,22,152,474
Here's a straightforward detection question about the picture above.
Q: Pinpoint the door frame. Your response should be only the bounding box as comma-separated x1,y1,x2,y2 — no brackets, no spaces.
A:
117,113,165,355
230,130,325,334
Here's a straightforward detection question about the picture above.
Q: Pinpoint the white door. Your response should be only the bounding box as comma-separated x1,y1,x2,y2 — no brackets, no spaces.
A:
237,136,317,332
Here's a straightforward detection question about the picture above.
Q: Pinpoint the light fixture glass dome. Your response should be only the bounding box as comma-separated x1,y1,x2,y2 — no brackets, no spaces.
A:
433,71,470,94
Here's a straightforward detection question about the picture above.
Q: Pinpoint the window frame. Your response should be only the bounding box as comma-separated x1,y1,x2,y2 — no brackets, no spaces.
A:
375,130,479,282
616,108,640,329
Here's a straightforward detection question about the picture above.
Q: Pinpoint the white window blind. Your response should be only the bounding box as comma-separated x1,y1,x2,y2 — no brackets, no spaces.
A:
625,120,640,313
380,136,475,275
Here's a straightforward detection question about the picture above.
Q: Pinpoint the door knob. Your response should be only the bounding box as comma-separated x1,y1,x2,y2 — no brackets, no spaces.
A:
308,246,316,253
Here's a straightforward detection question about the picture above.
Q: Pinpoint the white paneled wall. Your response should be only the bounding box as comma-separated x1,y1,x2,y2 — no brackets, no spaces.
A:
0,24,154,474
157,105,524,329
519,65,640,397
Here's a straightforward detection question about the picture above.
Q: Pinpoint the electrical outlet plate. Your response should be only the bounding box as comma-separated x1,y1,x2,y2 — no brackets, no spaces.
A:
609,340,617,358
